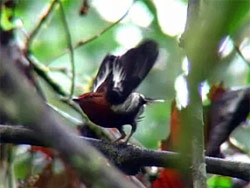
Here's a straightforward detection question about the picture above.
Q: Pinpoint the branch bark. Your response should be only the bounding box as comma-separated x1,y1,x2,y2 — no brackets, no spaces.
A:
180,0,206,186
0,125,249,181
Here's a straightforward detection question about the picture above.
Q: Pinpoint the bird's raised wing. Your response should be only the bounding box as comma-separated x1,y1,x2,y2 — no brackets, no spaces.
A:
92,55,117,93
92,40,158,104
106,40,159,104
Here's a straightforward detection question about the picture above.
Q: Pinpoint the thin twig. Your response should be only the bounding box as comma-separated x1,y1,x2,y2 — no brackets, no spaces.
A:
48,3,132,63
234,43,250,68
25,0,59,50
49,66,69,74
59,1,75,99
28,54,68,97
28,55,79,111
28,55,82,114
74,5,131,49
48,104,83,125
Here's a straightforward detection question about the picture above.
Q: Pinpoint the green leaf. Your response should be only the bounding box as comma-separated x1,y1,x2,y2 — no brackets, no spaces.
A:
207,175,232,188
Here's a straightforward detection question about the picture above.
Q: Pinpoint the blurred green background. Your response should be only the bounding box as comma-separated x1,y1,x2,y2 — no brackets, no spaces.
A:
1,0,250,187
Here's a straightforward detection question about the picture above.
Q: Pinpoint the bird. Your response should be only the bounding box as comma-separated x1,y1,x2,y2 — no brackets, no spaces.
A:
73,40,161,143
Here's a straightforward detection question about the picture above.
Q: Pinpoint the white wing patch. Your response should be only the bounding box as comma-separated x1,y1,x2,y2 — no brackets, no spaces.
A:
93,56,126,92
93,63,110,92
112,58,126,91
111,93,143,113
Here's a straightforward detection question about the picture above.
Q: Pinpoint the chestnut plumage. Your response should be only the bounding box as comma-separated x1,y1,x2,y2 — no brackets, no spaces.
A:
74,40,160,143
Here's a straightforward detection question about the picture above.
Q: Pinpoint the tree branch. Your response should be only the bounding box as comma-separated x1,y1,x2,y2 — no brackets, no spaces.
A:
0,125,249,181
59,1,75,99
180,0,206,187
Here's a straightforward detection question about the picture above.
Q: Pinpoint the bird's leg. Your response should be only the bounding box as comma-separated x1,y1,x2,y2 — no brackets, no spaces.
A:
124,123,137,144
113,127,126,143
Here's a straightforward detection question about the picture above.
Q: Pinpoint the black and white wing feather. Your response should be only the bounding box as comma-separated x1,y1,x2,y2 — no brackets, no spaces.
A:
106,40,159,104
92,55,117,92
92,40,159,105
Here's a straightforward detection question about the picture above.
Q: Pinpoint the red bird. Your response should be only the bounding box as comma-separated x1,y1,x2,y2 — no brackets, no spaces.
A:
74,40,160,143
